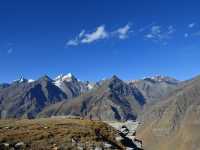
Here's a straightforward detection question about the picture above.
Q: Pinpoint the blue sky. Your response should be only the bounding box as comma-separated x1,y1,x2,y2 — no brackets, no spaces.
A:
0,0,200,82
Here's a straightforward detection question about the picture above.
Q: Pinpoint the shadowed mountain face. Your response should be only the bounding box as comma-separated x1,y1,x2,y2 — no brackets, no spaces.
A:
0,76,68,119
0,74,93,119
0,84,10,89
39,76,146,121
138,76,200,150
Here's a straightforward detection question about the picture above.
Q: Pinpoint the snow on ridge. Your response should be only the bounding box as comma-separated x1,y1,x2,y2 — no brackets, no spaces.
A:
87,83,95,90
54,73,75,82
28,79,35,83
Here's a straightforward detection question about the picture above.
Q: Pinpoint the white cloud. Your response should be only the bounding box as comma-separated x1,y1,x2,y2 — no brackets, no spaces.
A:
79,30,85,38
66,30,86,46
81,25,108,44
66,23,132,47
66,39,79,46
145,34,154,39
168,25,175,34
145,25,175,42
139,23,155,32
115,24,132,39
145,26,161,39
188,23,196,28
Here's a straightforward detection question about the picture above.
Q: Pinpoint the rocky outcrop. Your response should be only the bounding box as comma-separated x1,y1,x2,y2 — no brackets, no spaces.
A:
106,121,143,149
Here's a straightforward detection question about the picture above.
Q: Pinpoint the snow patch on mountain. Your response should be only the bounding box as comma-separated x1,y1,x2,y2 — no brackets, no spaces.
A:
28,79,35,83
54,73,74,82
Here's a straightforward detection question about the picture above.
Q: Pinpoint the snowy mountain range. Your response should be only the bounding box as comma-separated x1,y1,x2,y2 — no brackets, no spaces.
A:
0,73,180,120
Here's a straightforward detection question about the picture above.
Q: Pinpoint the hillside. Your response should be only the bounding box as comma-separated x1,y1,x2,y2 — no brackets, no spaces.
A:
137,76,200,150
0,118,142,150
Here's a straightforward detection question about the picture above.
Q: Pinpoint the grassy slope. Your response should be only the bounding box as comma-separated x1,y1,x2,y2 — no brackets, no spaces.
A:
0,118,125,150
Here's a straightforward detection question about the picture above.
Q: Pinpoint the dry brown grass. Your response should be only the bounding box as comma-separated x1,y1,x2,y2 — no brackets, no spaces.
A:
0,118,124,150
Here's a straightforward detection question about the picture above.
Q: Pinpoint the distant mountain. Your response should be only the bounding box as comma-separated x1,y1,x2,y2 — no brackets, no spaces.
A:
0,76,69,119
53,73,92,98
1,73,200,149
0,74,97,119
39,75,146,121
138,75,200,150
0,83,10,89
0,73,182,121
129,75,180,103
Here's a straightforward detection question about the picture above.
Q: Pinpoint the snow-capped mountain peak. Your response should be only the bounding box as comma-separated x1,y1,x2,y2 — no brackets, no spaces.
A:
28,79,35,83
62,73,74,82
143,75,179,84
54,73,76,82
13,76,28,83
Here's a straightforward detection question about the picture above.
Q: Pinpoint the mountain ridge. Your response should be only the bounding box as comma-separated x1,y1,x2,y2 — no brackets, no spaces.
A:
137,75,200,150
0,73,182,120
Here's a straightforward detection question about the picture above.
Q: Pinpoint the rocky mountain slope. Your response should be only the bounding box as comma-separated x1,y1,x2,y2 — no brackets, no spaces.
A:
0,73,182,121
39,76,145,121
0,74,94,119
138,75,200,150
129,75,179,103
53,73,94,98
0,76,68,119
1,73,200,149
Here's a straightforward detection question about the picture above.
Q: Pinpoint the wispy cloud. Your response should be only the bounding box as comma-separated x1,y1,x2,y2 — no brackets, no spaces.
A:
66,30,86,46
184,30,200,38
113,23,132,39
168,25,175,34
66,24,132,46
188,23,196,28
66,22,200,46
145,25,175,42
78,30,85,38
66,25,108,46
183,23,199,38
66,39,79,46
81,25,108,44
139,22,155,32
145,25,161,40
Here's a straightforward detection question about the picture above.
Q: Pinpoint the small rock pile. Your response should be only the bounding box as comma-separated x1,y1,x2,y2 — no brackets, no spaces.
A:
106,121,143,150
